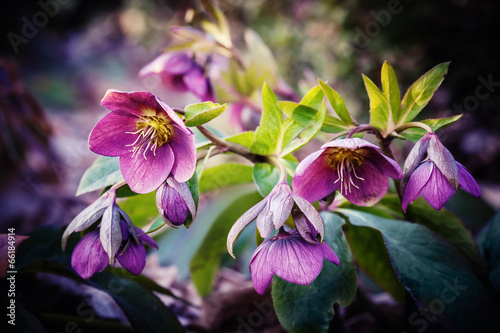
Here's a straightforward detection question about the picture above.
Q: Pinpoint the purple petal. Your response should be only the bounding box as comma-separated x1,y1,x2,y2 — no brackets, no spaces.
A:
292,150,338,202
269,184,294,230
89,111,139,156
343,163,389,206
136,227,158,249
361,148,402,179
227,199,267,258
322,138,381,151
292,210,319,244
100,203,122,262
249,241,274,295
268,235,324,286
155,97,190,134
183,66,209,100
319,241,340,265
402,161,433,212
168,125,196,183
101,90,162,117
139,53,194,77
156,181,189,226
420,163,456,210
119,144,174,194
116,240,146,275
427,133,459,189
456,162,481,197
292,193,325,242
401,133,432,191
71,230,108,279
119,220,130,241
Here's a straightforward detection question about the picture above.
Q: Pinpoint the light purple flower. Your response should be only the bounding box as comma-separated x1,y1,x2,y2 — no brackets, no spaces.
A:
156,176,196,228
401,133,480,211
292,138,402,206
139,52,215,102
71,220,158,279
227,182,325,258
89,90,196,194
249,229,339,295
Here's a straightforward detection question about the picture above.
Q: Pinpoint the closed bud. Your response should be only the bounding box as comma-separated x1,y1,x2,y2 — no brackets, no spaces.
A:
156,176,197,228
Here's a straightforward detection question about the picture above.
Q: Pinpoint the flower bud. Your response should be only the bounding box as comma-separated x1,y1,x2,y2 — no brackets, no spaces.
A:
156,176,197,228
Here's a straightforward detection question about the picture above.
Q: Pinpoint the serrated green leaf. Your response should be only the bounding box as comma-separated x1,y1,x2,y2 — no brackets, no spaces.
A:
398,62,450,124
190,191,263,296
251,84,283,155
319,79,354,125
77,156,124,196
253,163,280,197
399,114,463,142
364,74,392,135
272,212,356,333
381,61,401,122
199,163,254,193
184,101,226,126
340,209,500,333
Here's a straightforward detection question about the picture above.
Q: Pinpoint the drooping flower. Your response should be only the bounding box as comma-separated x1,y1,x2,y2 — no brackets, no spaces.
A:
249,229,339,295
292,138,402,206
71,220,158,279
401,132,480,211
156,176,197,228
89,90,196,194
227,181,325,257
139,52,215,102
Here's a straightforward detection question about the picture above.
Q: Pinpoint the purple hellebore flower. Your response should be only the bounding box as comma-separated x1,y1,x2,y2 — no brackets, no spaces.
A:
401,132,480,212
292,138,402,206
71,220,158,279
227,181,325,258
139,52,215,102
249,229,339,295
156,176,196,228
89,90,196,194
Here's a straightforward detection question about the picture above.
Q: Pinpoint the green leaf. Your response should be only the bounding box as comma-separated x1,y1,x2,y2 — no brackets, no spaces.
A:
77,157,124,196
253,163,280,197
272,212,356,333
321,115,353,133
319,79,354,125
250,83,284,155
364,74,392,135
118,192,158,229
339,209,500,333
184,101,226,127
398,62,450,124
225,131,255,149
477,208,500,291
399,114,463,142
299,85,324,110
199,163,254,193
184,172,200,228
381,61,401,123
89,271,185,333
190,191,263,296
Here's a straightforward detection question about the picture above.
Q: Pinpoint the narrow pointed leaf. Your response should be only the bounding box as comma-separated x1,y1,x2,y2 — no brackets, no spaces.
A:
381,61,401,122
319,79,354,125
364,74,392,135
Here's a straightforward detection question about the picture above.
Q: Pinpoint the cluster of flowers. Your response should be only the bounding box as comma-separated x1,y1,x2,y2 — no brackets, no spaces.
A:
64,51,480,295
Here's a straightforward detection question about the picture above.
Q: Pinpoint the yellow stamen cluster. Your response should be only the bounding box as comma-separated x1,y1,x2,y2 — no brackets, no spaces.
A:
126,116,171,159
327,148,365,195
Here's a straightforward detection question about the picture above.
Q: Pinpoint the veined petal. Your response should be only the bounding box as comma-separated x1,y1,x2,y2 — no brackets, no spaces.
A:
119,143,174,194
167,177,197,220
183,66,208,99
139,53,194,77
256,208,274,239
168,125,196,183
292,210,319,244
101,90,162,117
269,184,294,230
249,241,274,295
100,203,122,262
116,240,146,275
427,133,459,189
71,230,108,279
402,161,433,212
293,150,338,202
89,111,139,156
343,163,389,206
420,164,455,210
227,199,267,258
292,193,325,242
322,138,381,151
156,180,189,227
401,133,431,190
456,162,481,197
361,148,402,179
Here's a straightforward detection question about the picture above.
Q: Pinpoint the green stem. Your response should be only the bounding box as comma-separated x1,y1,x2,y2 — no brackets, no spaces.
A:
268,156,288,182
395,121,433,134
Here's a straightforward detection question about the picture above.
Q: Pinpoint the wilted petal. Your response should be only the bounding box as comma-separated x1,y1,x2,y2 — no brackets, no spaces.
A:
100,203,122,262
71,230,108,279
293,150,338,203
420,163,455,210
116,240,146,275
292,193,324,242
101,90,162,117
343,163,389,207
168,126,196,183
227,199,267,258
269,184,294,230
249,241,274,295
256,209,274,239
89,111,139,156
119,143,174,194
456,162,481,197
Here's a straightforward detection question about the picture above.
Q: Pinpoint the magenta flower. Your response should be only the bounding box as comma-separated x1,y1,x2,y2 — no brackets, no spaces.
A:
89,90,196,194
139,52,215,102
71,220,158,279
401,133,480,211
227,181,325,257
292,138,402,206
249,229,339,295
156,176,197,228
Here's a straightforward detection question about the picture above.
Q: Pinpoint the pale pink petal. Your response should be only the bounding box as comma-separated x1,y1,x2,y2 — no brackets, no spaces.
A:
89,111,139,156
269,184,294,230
402,161,433,212
249,241,274,295
456,162,481,197
256,208,274,239
119,144,174,194
101,90,162,117
343,163,389,206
